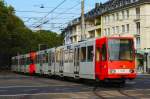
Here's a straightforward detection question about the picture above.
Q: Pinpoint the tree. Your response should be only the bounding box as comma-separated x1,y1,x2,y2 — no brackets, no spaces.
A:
0,1,64,68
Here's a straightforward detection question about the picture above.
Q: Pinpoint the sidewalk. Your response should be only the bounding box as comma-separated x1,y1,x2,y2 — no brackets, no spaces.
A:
137,73,150,79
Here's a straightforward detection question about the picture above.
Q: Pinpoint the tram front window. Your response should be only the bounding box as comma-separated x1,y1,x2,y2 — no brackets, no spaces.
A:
108,39,134,61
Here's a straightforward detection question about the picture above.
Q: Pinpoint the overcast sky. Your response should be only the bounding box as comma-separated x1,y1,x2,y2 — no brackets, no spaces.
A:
4,0,108,33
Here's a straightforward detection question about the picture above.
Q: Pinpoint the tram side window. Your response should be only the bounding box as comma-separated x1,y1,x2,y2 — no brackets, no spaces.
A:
36,55,39,64
13,59,15,65
48,52,52,66
56,51,60,63
87,46,93,62
65,50,69,63
45,53,48,63
60,50,63,66
21,58,23,65
22,58,24,65
69,50,73,62
81,47,86,62
27,57,30,65
102,44,107,61
12,59,14,65
43,53,48,63
51,53,55,63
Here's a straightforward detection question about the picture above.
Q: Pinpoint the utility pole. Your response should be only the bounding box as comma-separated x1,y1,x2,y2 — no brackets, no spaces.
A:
81,0,85,41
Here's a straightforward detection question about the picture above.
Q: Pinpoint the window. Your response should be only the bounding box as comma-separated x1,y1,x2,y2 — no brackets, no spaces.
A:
116,26,119,33
136,37,141,49
136,7,140,19
42,53,48,63
87,46,93,62
81,47,86,62
48,52,52,66
102,44,107,61
65,50,69,63
51,53,55,63
56,51,60,63
108,15,110,23
122,11,125,20
36,55,38,64
112,27,115,34
104,16,107,24
136,22,140,34
112,14,115,21
116,13,119,20
46,53,48,63
126,24,129,33
108,39,134,61
126,10,129,19
27,57,31,65
69,49,73,62
104,29,107,36
122,25,125,33
108,28,110,36
60,50,64,66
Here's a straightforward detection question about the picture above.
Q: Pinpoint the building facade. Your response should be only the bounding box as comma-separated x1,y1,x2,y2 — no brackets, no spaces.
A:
64,16,102,44
63,0,150,73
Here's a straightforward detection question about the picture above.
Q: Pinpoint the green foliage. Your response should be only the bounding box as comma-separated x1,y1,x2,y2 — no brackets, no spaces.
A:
0,1,64,67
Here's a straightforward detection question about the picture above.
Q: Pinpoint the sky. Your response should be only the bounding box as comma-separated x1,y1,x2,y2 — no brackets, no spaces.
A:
4,0,108,33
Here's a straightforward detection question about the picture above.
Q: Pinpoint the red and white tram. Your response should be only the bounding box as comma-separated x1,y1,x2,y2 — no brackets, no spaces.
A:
12,37,136,84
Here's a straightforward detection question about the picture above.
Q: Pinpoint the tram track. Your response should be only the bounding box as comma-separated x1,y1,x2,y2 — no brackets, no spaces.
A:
92,82,136,99
117,88,136,99
92,83,107,99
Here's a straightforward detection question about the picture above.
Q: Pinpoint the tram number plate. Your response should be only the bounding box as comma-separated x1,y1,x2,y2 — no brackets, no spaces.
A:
116,69,129,73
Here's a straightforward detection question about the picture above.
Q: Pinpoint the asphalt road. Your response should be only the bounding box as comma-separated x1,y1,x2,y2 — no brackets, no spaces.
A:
0,72,150,99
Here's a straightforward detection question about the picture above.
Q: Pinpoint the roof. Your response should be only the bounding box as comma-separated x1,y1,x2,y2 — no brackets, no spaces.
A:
63,0,150,31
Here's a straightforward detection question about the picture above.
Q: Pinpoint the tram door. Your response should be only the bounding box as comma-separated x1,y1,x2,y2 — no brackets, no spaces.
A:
51,52,55,75
74,47,80,77
59,49,64,74
39,53,43,74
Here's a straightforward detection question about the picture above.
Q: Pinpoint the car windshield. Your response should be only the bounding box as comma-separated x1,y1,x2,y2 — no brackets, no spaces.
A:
108,39,134,61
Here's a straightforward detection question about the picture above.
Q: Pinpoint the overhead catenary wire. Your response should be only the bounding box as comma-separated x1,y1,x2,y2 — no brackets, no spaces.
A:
33,0,67,28
15,10,80,15
51,1,81,30
32,0,81,31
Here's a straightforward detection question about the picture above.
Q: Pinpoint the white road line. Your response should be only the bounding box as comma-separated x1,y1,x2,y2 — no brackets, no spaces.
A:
124,89,150,92
0,86,49,89
0,92,90,97
0,90,7,92
0,84,80,89
23,89,38,92
126,81,136,84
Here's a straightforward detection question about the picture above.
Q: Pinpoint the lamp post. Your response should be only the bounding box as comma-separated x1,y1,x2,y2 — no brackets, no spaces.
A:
81,0,85,41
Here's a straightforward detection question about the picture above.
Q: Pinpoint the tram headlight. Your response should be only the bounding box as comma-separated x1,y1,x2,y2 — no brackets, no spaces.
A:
129,69,134,73
110,69,116,74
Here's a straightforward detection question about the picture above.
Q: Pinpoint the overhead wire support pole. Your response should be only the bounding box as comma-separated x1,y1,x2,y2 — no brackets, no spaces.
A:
81,0,85,41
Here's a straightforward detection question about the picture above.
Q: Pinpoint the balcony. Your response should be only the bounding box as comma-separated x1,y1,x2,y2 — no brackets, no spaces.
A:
70,33,78,37
86,25,101,32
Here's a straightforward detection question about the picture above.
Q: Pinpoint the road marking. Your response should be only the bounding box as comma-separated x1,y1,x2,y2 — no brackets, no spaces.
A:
23,89,38,92
0,84,81,89
126,81,136,84
0,90,7,92
0,92,90,97
0,86,49,89
124,89,150,92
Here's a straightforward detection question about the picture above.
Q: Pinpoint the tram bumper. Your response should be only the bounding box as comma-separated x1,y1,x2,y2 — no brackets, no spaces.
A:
107,73,136,80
